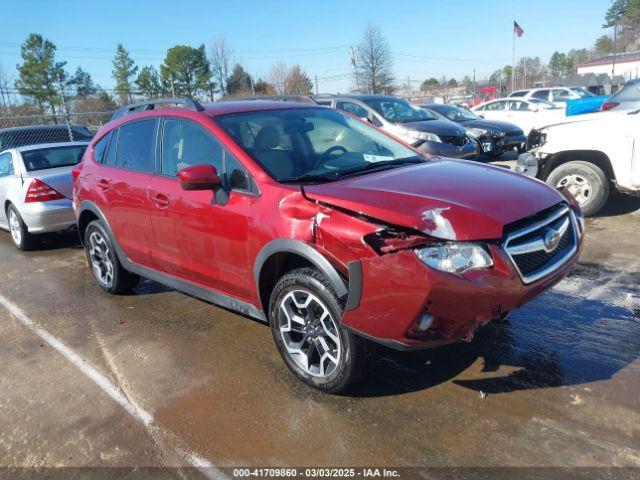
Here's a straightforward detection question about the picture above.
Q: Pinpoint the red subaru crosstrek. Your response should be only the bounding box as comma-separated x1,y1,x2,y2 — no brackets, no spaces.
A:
73,98,583,393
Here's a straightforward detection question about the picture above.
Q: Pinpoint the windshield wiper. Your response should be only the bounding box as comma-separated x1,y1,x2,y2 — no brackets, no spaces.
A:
335,157,424,178
278,172,341,184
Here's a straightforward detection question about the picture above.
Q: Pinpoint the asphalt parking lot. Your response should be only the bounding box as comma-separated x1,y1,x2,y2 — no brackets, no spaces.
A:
1,193,639,478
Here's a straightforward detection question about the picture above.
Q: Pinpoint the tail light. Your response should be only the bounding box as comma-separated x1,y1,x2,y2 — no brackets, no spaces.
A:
25,178,64,203
72,167,82,181
601,102,619,111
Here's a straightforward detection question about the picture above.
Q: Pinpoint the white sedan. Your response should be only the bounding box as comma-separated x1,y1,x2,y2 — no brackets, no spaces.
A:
472,98,566,136
0,142,88,250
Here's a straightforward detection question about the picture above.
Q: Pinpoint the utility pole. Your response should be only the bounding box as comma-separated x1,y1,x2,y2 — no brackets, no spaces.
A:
523,59,527,89
57,73,74,142
349,46,359,92
315,75,319,95
472,68,476,104
613,17,618,77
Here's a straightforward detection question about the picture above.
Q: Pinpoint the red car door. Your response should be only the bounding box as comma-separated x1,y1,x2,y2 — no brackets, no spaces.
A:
98,119,158,267
149,117,254,299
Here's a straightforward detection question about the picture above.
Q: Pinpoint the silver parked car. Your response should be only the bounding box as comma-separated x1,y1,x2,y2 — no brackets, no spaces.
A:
0,142,88,250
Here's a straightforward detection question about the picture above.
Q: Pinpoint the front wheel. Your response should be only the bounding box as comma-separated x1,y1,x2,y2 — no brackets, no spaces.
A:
546,161,609,216
269,267,375,393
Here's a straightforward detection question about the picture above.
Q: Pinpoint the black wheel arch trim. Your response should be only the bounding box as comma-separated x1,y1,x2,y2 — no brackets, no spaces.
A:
78,200,265,321
253,239,350,312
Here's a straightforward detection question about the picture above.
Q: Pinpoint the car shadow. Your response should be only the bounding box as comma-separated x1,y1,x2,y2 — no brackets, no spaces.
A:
349,261,639,397
595,192,640,217
32,231,82,251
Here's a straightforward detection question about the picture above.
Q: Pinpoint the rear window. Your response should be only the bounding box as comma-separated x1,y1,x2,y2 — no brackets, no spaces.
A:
21,145,87,172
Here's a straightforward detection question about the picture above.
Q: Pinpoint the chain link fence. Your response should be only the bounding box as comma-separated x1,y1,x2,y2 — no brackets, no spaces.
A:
0,111,115,150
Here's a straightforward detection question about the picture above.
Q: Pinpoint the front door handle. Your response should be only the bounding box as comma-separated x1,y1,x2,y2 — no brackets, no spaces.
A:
153,193,169,208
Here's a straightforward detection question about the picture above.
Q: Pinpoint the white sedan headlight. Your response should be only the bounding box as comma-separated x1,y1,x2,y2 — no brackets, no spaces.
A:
466,127,488,138
407,130,441,143
415,243,494,273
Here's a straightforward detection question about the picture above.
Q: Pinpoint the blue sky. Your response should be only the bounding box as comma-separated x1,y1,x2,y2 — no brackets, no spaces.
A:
0,0,611,93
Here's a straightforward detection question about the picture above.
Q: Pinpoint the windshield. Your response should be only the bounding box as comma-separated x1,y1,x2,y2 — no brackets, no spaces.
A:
361,98,436,123
215,107,423,183
570,87,595,98
21,144,87,172
428,104,479,121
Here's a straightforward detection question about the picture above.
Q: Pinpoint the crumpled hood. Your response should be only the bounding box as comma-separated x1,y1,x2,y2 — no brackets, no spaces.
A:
404,119,466,137
459,118,523,134
303,159,564,241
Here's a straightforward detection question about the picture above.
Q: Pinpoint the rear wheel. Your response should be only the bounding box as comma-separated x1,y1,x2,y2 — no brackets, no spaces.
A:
84,220,139,294
7,204,36,251
269,267,375,393
546,161,609,216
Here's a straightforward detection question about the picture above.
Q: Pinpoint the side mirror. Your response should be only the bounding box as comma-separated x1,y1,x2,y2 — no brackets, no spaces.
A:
178,164,221,191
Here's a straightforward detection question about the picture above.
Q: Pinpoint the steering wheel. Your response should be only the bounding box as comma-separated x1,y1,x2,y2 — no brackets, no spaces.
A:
316,146,348,167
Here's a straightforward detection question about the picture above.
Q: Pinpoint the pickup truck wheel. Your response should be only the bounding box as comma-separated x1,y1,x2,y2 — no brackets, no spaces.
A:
7,204,36,251
84,220,139,294
269,267,375,394
546,161,609,216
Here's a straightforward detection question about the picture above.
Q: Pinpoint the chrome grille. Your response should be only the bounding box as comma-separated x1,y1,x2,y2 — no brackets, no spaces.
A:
503,205,578,284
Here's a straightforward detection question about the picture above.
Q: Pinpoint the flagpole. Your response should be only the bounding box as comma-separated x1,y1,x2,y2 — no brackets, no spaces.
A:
512,17,516,93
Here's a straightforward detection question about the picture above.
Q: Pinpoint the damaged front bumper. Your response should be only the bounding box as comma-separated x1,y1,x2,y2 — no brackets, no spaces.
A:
341,237,582,350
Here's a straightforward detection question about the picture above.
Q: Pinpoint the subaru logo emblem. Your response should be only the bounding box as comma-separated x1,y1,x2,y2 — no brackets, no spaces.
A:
543,227,561,252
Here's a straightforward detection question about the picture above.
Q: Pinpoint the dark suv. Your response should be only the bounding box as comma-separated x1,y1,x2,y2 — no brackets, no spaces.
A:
74,98,583,393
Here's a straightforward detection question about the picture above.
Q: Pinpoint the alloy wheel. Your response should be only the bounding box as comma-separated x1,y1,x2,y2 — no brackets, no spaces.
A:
556,174,591,206
8,209,22,246
277,289,341,378
88,231,114,288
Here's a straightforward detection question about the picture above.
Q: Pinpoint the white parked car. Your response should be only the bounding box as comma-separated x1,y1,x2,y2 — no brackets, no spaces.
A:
516,111,640,216
472,98,566,137
509,87,596,107
0,142,88,250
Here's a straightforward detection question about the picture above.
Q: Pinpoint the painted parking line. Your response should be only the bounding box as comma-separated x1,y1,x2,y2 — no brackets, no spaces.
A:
0,292,226,480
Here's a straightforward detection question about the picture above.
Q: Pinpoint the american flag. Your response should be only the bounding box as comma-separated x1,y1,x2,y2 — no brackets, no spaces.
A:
514,21,524,37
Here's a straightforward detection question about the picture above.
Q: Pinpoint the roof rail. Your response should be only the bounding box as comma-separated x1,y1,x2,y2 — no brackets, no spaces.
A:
110,98,205,121
222,95,317,104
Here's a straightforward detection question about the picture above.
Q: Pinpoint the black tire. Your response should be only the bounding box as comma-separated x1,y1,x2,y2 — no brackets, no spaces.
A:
84,220,139,294
546,161,609,216
269,267,375,394
6,204,37,251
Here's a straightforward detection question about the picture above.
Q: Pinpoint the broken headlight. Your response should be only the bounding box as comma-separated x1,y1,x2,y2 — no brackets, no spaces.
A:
414,243,493,274
407,130,442,143
466,127,488,138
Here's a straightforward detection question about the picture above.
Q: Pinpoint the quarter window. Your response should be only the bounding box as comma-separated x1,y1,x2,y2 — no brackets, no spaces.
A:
115,120,156,173
0,153,13,177
161,119,224,177
93,132,110,164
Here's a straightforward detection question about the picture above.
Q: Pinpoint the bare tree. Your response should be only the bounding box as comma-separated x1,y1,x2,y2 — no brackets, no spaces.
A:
209,36,232,96
356,24,394,94
0,63,12,112
268,61,288,95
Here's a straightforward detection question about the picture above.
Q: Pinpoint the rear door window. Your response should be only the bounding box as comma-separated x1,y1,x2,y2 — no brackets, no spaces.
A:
551,89,573,102
336,101,369,119
531,90,550,101
115,119,157,173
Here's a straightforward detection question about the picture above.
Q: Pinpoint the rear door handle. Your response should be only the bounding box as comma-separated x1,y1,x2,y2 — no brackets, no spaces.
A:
153,193,169,208
97,179,110,190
